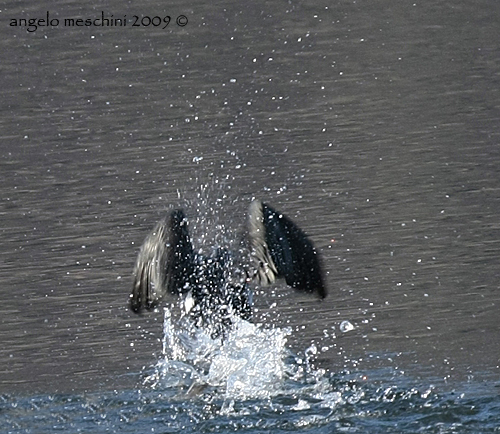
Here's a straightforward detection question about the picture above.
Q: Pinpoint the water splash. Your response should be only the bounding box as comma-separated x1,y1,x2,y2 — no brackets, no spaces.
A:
144,307,294,401
207,318,290,399
138,309,463,432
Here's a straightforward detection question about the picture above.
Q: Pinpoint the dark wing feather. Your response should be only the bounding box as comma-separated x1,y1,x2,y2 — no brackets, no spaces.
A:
248,200,326,298
130,210,194,312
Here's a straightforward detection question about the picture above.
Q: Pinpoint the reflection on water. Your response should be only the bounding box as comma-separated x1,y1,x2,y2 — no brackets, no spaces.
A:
1,0,500,431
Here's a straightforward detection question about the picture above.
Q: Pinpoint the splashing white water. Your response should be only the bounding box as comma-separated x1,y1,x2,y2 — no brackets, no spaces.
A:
144,307,294,400
207,318,290,399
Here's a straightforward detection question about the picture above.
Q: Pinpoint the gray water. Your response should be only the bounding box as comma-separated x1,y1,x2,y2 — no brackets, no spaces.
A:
1,0,500,432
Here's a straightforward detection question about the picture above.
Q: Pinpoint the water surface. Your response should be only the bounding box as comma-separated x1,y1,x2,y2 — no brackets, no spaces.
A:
1,0,499,431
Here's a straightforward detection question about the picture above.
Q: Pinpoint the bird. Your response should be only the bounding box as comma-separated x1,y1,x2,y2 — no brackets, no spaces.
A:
130,199,326,336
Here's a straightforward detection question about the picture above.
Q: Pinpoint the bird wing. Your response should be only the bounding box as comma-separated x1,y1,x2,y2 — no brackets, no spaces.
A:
248,200,326,298
130,210,194,312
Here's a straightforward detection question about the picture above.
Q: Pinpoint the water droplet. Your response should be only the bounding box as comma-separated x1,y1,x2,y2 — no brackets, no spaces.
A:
340,320,355,333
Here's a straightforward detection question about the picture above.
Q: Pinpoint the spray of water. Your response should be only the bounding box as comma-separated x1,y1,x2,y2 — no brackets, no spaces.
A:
144,307,297,401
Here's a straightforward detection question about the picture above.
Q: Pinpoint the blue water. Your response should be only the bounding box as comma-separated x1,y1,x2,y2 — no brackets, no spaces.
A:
2,370,499,433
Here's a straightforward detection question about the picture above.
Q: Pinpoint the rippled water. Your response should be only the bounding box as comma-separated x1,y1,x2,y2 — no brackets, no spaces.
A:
2,308,500,434
2,311,499,433
2,0,500,432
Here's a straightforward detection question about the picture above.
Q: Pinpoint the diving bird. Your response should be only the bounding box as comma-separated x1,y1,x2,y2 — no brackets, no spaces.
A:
130,200,326,334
